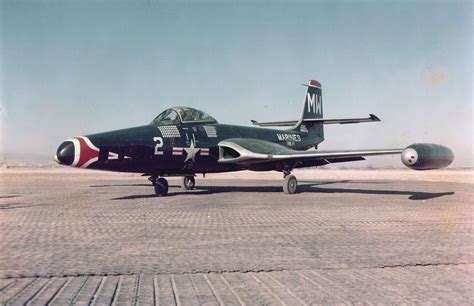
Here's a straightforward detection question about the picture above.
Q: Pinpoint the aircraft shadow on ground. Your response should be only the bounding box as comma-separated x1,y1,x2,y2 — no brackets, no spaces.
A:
0,195,20,199
91,183,183,188
90,183,152,188
111,180,454,201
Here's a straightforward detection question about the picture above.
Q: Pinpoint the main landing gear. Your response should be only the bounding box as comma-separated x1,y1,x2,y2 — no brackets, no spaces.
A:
283,171,298,194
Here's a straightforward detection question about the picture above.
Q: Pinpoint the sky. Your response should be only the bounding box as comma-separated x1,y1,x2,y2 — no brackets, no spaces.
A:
0,0,472,167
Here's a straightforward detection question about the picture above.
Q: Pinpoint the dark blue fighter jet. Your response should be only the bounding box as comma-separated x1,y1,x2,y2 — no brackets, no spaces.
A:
55,80,454,196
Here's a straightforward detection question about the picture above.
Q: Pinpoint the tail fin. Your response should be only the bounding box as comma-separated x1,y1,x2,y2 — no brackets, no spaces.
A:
293,80,324,148
302,80,323,120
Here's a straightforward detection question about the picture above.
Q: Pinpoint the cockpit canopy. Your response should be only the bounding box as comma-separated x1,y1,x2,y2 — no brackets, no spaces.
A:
150,107,218,125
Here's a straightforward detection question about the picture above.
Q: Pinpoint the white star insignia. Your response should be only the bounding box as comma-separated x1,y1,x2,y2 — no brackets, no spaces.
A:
183,139,200,162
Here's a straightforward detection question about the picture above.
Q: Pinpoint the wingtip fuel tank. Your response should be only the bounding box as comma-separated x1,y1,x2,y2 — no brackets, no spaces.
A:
401,143,454,170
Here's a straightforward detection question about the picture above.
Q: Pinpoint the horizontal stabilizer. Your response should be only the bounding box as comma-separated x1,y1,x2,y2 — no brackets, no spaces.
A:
251,114,380,127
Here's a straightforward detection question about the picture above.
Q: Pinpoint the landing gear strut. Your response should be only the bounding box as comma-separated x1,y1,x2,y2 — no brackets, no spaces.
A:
149,176,169,197
282,170,298,194
181,176,195,190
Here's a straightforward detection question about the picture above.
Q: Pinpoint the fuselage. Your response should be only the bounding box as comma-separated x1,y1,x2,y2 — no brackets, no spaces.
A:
55,121,323,175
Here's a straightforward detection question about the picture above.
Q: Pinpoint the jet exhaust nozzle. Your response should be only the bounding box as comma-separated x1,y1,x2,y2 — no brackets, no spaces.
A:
401,143,454,170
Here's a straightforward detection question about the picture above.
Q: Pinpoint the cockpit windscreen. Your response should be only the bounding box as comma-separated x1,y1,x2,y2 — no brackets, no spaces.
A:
151,107,217,125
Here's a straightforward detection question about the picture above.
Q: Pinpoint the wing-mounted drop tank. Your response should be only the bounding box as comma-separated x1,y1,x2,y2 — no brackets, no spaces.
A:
401,143,454,170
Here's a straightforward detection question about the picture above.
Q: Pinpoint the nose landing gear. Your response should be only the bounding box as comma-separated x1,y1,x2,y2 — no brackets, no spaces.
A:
149,176,169,197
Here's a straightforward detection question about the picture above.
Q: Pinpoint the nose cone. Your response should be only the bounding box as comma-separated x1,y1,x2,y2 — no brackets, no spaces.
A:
55,141,75,165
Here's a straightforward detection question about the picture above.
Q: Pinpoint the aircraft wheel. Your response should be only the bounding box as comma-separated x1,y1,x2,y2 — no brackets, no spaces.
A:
283,175,298,194
154,178,169,197
181,176,195,190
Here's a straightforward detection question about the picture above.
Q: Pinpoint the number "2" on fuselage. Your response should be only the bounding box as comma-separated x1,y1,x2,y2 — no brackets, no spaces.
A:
153,137,164,155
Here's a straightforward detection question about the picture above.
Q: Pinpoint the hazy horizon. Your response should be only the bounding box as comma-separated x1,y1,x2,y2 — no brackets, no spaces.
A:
1,0,472,167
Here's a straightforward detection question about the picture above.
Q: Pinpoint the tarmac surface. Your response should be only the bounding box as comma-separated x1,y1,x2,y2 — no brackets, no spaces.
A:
0,169,472,304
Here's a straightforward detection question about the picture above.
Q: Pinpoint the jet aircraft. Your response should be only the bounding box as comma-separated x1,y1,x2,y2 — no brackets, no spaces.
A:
55,80,454,196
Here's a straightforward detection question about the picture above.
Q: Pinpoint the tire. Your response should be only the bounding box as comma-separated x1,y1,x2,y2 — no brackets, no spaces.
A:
154,178,169,197
283,175,298,194
181,176,195,190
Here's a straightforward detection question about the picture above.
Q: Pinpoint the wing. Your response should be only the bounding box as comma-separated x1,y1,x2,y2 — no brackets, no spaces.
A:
218,138,402,166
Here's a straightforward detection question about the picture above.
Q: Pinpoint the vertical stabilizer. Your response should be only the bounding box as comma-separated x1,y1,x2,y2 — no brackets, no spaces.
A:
292,80,324,148
302,79,323,120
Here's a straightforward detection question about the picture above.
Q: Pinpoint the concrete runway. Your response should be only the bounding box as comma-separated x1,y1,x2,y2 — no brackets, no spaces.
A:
0,170,472,304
